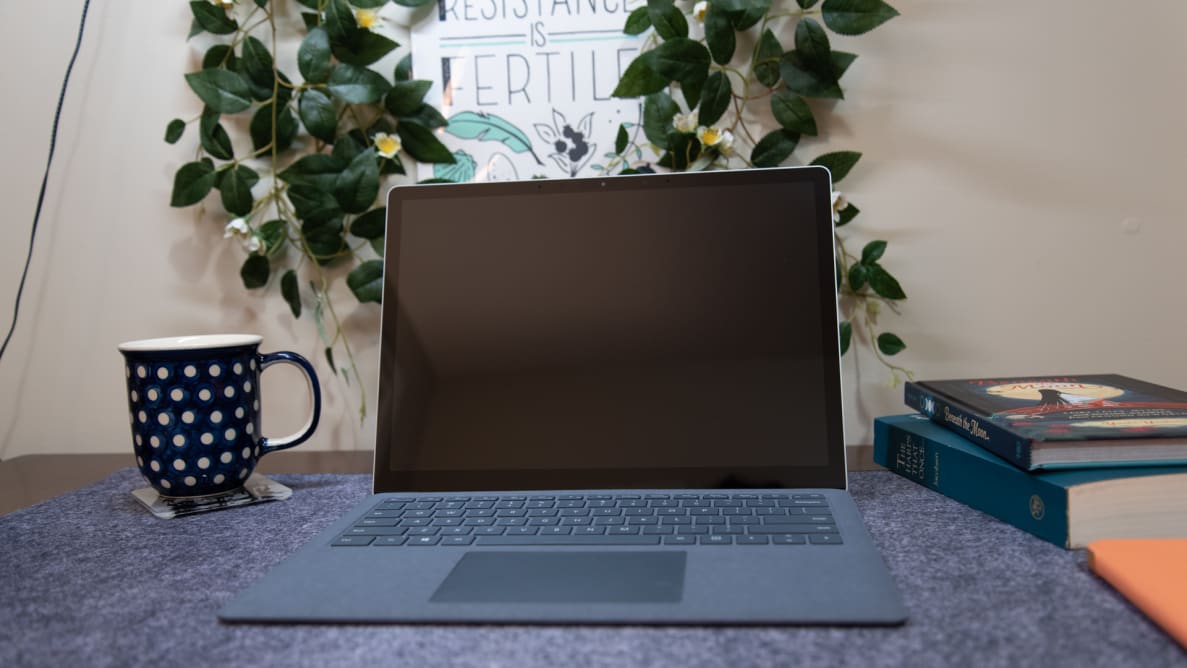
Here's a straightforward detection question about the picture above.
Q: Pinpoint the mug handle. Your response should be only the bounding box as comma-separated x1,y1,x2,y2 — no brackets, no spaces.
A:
256,350,322,455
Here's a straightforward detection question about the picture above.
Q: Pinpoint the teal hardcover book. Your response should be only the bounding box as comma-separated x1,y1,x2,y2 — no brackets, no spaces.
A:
873,414,1187,549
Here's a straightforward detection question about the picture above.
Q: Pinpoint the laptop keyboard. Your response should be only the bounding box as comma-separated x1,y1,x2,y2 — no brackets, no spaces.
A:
331,493,841,547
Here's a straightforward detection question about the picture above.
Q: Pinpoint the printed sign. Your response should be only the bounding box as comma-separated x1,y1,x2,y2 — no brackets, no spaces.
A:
411,0,649,181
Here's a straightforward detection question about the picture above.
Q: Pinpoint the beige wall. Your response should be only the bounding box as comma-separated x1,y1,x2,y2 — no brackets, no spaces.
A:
2,0,1185,458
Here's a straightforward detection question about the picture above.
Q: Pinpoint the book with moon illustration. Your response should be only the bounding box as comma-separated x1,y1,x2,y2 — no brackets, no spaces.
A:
904,374,1187,470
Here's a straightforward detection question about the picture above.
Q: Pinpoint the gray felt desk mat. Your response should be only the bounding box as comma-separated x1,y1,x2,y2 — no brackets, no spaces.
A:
1,469,1184,668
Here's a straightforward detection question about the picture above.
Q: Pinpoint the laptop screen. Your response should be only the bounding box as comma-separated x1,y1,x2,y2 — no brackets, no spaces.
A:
374,167,846,491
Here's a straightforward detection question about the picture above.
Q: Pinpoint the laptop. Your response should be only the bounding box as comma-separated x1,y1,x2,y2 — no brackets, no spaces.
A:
220,166,907,625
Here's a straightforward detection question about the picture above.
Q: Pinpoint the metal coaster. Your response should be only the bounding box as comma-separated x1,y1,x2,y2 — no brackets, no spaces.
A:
131,474,292,519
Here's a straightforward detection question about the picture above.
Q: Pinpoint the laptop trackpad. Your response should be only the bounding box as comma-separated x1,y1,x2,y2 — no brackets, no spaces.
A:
429,551,686,604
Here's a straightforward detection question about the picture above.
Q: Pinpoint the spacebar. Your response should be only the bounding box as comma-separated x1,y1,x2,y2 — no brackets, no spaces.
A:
475,535,662,546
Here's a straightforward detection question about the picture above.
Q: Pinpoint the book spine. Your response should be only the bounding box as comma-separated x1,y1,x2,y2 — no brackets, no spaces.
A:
904,381,1035,469
873,416,1071,548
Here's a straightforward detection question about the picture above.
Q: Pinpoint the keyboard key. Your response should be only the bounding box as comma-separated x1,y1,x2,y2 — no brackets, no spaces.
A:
407,536,441,546
664,535,697,545
373,536,407,546
809,534,843,545
736,535,770,545
441,536,475,546
332,535,374,546
770,534,808,545
699,535,733,545
346,527,407,536
476,535,661,546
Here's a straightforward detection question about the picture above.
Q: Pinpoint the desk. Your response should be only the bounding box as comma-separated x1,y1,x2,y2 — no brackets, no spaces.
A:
0,468,1182,667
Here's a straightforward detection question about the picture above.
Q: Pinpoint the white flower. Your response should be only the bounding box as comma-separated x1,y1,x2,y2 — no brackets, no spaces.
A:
831,190,849,222
672,111,698,134
373,132,401,159
224,218,249,239
696,126,733,154
693,1,708,22
223,218,261,253
355,8,380,31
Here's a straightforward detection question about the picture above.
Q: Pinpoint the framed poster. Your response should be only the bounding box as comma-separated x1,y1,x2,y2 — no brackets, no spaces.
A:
411,0,650,181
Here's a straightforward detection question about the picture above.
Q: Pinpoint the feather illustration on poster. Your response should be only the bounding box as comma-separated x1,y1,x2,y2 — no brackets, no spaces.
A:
414,0,650,181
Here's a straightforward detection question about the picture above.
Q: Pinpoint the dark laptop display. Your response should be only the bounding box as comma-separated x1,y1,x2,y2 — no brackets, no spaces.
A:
375,169,845,492
220,167,907,625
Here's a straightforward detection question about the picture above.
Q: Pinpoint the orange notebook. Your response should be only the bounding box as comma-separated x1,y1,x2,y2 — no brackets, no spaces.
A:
1088,539,1187,649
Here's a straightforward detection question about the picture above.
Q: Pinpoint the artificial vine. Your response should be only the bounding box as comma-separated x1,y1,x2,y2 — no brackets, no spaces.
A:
167,0,454,417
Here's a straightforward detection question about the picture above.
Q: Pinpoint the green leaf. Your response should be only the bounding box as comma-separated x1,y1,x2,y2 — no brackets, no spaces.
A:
189,1,238,35
281,269,301,318
298,88,338,143
770,90,817,135
811,150,861,182
642,92,678,148
240,36,275,89
333,131,367,164
868,265,906,300
611,53,668,98
170,160,217,207
254,0,269,7
333,30,399,67
323,0,361,49
333,148,381,214
839,320,852,354
651,38,711,90
298,27,333,84
750,129,799,167
697,72,731,127
386,80,432,117
303,218,346,263
391,0,436,6
847,263,868,291
615,124,629,155
184,69,253,114
249,103,299,153
861,240,887,264
199,109,234,160
164,118,186,144
202,44,236,70
352,0,389,7
327,63,392,104
780,52,843,99
796,18,833,70
240,254,270,289
394,53,413,81
624,6,651,35
370,237,384,256
350,207,386,239
832,50,858,79
397,121,455,163
258,219,287,256
444,111,535,156
704,6,736,66
754,30,782,88
728,5,767,30
347,260,384,304
280,154,350,193
822,0,900,36
324,346,336,371
837,201,860,226
710,0,772,11
401,103,448,129
218,164,259,217
287,184,343,225
798,0,821,7
647,0,688,40
876,332,906,356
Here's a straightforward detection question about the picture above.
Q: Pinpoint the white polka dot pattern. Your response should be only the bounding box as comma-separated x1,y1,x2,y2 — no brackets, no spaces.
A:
123,346,264,497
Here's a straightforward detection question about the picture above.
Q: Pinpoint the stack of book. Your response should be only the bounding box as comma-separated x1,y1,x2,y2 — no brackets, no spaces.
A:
874,374,1187,549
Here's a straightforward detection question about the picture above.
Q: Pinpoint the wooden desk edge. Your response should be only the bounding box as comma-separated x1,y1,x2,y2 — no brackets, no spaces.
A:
0,446,879,516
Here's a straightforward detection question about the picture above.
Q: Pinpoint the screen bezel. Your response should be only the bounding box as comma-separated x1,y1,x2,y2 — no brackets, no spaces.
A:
372,167,846,493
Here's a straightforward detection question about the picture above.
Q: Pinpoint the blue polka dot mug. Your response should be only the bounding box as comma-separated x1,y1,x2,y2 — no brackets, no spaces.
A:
118,334,321,497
